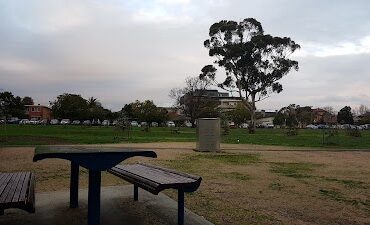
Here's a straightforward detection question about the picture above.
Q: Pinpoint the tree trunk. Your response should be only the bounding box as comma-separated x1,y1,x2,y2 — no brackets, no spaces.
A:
248,94,256,134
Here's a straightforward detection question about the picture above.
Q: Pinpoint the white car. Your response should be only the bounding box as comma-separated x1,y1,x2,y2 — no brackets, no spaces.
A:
72,120,81,125
184,122,192,127
50,119,59,125
83,120,91,125
131,121,139,127
60,119,71,125
306,124,318,129
151,122,158,127
102,120,110,126
240,123,249,129
19,119,30,124
167,121,175,127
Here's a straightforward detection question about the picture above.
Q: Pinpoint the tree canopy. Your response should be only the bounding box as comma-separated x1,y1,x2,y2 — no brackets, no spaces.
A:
337,106,354,124
201,18,300,133
0,91,26,118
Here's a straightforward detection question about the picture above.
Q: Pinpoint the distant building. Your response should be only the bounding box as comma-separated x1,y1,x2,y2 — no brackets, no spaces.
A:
25,105,52,121
180,89,241,112
312,108,337,124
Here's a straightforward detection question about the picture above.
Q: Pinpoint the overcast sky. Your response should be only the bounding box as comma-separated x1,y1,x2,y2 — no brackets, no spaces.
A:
1,0,370,111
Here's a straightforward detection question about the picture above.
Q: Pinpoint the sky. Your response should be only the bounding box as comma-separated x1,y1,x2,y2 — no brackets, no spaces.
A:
1,0,370,112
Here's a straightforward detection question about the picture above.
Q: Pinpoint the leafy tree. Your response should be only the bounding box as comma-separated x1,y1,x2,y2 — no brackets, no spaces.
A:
296,106,313,127
21,96,34,105
50,93,89,120
273,112,285,127
337,106,354,124
131,100,168,124
122,103,134,118
170,76,219,127
227,102,251,126
201,18,300,133
0,91,26,118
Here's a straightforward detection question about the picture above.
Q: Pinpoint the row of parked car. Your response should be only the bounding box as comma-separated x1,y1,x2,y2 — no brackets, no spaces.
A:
306,124,370,130
1,117,180,127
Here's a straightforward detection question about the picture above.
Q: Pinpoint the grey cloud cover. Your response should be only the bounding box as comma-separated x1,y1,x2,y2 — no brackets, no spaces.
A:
0,0,370,111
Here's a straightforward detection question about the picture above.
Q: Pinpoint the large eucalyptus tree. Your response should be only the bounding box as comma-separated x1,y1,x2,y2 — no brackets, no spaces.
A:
200,18,300,133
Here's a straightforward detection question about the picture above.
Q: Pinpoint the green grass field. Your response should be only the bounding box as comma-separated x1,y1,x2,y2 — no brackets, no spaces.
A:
1,124,370,149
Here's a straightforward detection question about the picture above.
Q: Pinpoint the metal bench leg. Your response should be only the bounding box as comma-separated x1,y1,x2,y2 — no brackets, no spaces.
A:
70,162,79,208
178,190,184,225
88,170,101,225
134,184,138,201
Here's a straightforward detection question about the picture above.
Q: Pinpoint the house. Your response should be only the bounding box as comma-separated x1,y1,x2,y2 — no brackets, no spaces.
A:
312,108,337,124
25,104,52,121
180,89,241,112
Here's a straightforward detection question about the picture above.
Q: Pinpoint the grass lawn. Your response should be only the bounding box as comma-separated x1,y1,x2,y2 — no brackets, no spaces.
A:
1,124,370,149
1,146,369,225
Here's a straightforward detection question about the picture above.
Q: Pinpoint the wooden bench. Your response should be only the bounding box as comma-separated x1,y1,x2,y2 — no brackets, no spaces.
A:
108,163,202,225
0,172,35,215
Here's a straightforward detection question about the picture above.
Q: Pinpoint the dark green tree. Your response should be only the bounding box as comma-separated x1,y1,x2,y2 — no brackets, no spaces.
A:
131,100,168,124
337,106,354,124
227,102,251,127
201,18,300,133
0,91,26,118
21,96,34,105
50,93,89,120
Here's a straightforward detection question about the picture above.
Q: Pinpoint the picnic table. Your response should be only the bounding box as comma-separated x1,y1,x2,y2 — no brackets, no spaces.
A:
33,146,157,225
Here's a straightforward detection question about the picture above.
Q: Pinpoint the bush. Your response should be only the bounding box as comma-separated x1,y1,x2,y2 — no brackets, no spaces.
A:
286,128,298,136
323,129,338,145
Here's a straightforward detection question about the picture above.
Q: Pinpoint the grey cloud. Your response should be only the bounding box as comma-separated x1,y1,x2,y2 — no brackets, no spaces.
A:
1,0,370,111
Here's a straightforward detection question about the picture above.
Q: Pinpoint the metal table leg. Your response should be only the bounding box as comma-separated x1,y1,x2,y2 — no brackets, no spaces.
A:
88,170,101,225
70,162,79,208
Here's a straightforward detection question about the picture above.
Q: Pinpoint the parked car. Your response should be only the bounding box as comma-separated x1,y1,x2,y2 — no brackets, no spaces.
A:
151,122,158,127
60,119,71,125
306,124,318,129
83,120,91,125
0,119,5,124
7,117,20,124
102,120,110,126
19,119,30,124
50,119,59,125
166,121,175,127
240,123,249,129
72,120,81,125
91,119,101,126
29,118,39,124
112,120,118,126
131,121,139,127
184,122,192,127
39,119,48,125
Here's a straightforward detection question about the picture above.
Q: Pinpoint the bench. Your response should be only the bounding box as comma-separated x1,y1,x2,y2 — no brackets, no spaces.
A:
0,172,35,215
108,163,202,225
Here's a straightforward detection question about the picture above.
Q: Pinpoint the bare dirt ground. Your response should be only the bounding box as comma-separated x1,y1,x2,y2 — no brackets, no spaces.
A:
0,143,369,225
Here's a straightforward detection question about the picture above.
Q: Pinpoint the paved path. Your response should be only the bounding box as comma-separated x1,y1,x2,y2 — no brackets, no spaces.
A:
0,185,213,225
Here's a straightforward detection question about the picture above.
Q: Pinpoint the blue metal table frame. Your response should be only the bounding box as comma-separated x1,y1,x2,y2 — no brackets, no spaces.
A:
33,146,157,225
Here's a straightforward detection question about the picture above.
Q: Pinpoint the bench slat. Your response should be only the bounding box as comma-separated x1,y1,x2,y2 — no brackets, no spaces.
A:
0,173,12,198
19,172,32,203
4,172,23,204
12,172,29,203
108,164,202,194
0,172,35,214
123,164,196,184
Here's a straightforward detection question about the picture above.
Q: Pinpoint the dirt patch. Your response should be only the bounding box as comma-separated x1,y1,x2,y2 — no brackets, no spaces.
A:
1,144,370,225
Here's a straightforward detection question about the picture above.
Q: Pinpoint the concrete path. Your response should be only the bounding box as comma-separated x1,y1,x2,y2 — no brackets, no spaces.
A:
0,185,213,225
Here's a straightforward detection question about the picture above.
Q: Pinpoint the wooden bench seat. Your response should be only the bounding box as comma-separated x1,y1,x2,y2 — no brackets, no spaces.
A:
108,163,202,225
0,172,35,215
